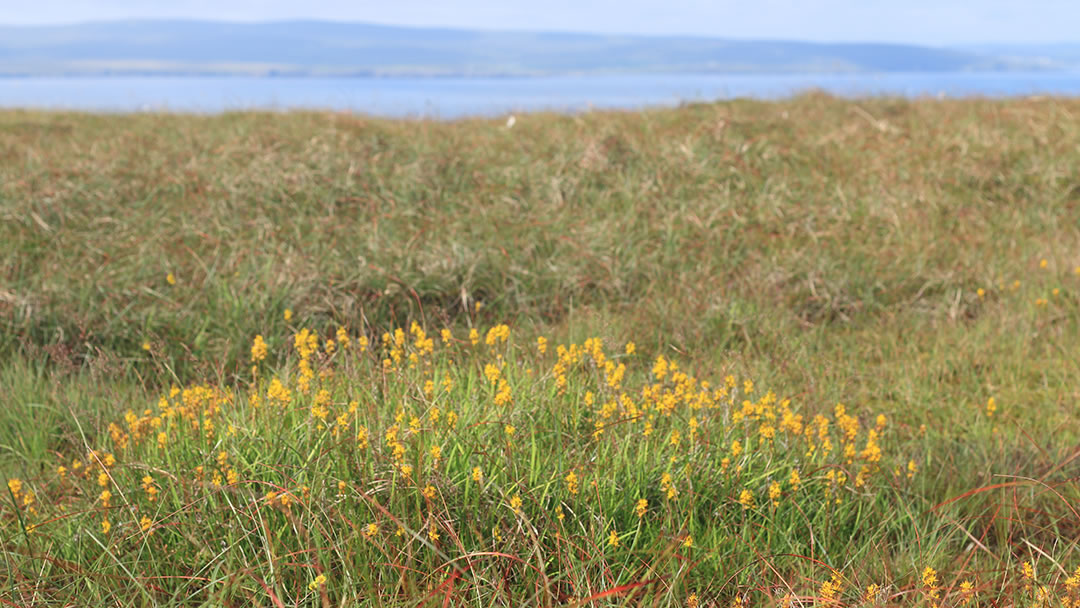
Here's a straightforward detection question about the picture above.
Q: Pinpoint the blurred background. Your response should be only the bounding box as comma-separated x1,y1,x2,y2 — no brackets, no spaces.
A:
2,0,1080,116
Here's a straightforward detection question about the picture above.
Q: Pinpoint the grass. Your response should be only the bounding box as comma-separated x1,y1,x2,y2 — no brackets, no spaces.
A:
1,94,1080,605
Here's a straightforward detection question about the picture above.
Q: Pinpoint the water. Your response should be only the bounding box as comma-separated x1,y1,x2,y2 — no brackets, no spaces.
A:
3,72,1080,117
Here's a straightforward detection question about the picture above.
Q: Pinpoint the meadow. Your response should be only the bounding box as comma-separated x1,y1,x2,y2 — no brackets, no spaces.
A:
1,95,1080,606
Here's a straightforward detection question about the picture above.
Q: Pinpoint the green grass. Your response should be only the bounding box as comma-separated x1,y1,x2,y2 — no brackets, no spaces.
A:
1,95,1080,605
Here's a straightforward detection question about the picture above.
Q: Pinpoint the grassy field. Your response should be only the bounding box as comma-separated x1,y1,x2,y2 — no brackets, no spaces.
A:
1,95,1080,606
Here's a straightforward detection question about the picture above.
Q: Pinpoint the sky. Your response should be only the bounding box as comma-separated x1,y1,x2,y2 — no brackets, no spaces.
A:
3,0,1078,46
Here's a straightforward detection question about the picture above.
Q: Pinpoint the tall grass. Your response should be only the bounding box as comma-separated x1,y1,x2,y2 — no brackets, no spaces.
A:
1,96,1080,605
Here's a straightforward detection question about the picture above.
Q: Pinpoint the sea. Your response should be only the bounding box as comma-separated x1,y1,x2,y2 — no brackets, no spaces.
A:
2,71,1080,118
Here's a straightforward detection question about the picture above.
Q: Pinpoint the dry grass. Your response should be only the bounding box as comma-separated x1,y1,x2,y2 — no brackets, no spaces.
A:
1,95,1080,605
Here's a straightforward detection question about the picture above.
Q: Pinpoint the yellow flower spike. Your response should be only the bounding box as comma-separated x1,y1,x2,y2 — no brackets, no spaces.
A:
922,566,939,599
607,529,620,547
363,523,378,538
250,335,267,362
428,522,440,542
308,574,327,592
864,584,880,603
472,466,484,483
1040,258,1048,268
768,481,782,506
1022,560,1035,585
635,498,648,518
738,488,754,509
166,272,176,285
564,471,579,495
959,580,975,605
976,287,985,298
819,572,844,600
101,518,111,535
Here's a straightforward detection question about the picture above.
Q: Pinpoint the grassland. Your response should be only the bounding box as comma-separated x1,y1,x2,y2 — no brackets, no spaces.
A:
1,95,1079,606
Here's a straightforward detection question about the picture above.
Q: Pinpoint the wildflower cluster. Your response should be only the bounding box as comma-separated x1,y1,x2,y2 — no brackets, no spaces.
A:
0,323,925,602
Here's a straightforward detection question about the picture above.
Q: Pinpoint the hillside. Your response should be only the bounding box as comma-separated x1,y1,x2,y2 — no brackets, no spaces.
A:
2,98,1079,605
0,19,1028,76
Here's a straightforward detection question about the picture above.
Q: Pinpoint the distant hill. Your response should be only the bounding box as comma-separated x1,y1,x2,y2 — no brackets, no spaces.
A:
955,44,1080,70
0,20,1060,77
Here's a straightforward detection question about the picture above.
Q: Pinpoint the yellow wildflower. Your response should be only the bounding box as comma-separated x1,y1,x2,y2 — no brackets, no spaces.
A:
738,488,754,510
250,335,268,362
864,584,880,603
923,567,939,599
635,498,648,518
565,471,579,495
820,573,842,600
959,580,974,605
768,481,782,506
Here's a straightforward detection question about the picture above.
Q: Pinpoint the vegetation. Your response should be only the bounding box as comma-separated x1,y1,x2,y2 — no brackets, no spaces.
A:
2,95,1080,606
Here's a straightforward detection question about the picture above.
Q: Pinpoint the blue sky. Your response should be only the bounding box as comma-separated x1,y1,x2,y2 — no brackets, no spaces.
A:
6,0,1079,45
